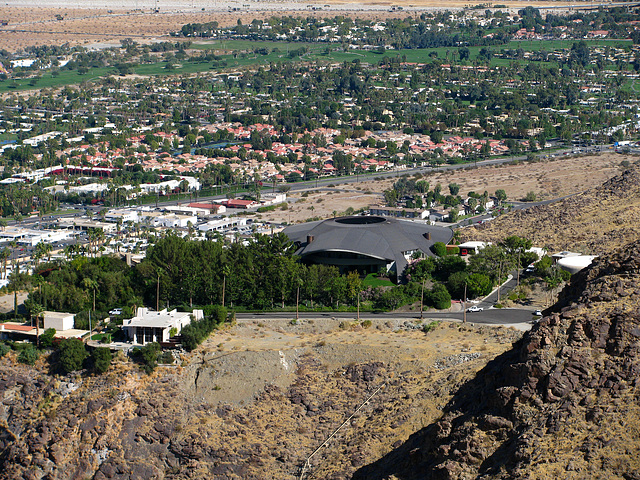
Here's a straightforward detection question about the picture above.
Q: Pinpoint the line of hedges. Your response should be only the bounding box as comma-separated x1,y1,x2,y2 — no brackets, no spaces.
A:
180,305,229,351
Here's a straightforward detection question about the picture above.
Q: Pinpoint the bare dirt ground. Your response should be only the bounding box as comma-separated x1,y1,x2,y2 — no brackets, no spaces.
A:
172,317,524,478
257,152,627,225
0,0,572,52
0,291,29,313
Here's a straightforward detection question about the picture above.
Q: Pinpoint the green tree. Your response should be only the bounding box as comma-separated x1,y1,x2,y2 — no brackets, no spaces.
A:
447,270,469,299
40,328,56,348
58,338,88,374
432,242,447,257
434,255,467,282
535,255,553,277
499,235,532,257
428,284,451,309
18,346,39,365
466,273,493,298
495,189,507,205
91,347,112,374
140,342,161,374
411,257,436,281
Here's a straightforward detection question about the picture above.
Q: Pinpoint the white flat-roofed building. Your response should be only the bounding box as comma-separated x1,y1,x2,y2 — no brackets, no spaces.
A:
104,209,139,223
458,241,490,255
68,183,110,195
198,217,248,232
260,192,287,206
43,311,76,331
164,205,210,217
123,307,203,345
0,227,72,246
57,218,117,233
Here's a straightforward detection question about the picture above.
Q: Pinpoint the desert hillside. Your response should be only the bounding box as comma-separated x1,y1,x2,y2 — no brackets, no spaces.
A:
463,160,640,255
355,239,640,479
0,318,522,479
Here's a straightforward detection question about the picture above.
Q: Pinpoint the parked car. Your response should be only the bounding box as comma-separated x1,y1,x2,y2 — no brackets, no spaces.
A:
109,308,123,316
467,306,483,313
534,309,543,316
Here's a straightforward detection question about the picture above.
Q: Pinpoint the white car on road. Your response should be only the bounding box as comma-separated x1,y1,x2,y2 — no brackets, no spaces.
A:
467,306,483,313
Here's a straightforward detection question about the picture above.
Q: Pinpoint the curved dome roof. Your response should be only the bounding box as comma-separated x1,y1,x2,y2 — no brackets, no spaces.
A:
284,216,453,275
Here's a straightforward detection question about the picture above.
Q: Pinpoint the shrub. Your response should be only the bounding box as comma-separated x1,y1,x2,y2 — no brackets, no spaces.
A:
0,342,10,358
432,241,447,257
374,288,407,311
427,284,451,310
58,338,88,374
158,350,174,365
140,342,161,374
91,347,112,374
18,346,39,365
40,328,57,348
361,320,372,329
422,321,440,333
182,306,228,351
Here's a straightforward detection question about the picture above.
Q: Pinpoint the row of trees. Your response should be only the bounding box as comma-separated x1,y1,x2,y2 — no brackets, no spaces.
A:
15,232,563,333
407,235,539,301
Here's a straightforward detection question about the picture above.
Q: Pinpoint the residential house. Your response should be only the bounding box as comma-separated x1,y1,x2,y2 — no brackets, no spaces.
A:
123,307,204,345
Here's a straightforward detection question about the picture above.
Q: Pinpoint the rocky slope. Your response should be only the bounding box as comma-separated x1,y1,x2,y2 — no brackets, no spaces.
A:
355,240,640,479
0,320,522,480
463,161,640,255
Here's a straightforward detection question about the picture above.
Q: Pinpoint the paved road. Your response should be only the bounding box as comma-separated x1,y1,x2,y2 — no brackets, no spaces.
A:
237,307,536,327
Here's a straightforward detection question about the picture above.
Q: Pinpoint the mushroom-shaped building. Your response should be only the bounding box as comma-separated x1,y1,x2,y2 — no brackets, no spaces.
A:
283,216,452,281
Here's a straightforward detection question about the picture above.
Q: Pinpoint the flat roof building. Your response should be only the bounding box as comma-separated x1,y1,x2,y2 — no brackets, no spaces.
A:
43,311,76,331
123,307,203,345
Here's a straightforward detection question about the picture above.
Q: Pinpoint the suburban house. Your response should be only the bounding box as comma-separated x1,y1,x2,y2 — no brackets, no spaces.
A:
123,307,203,345
368,205,429,220
458,241,490,256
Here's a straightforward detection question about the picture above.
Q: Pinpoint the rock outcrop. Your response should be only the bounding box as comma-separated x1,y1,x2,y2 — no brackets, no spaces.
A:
356,240,640,479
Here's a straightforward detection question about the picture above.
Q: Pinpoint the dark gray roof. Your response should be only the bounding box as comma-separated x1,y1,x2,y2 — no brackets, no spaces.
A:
284,216,453,274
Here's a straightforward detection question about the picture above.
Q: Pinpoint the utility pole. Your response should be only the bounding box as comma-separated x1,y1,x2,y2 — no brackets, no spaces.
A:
420,278,425,320
463,282,467,324
497,261,502,304
296,284,300,321
156,273,160,311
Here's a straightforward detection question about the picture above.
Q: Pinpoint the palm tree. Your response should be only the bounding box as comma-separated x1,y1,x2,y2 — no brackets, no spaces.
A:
0,247,10,280
82,277,99,312
30,303,44,348
222,264,230,307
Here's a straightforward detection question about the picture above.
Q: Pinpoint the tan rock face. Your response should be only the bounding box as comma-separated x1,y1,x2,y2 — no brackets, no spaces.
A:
464,163,640,256
0,319,522,480
355,239,640,480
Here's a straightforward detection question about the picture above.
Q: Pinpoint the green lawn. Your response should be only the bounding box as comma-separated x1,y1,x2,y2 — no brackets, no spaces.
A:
362,273,394,287
90,333,110,342
0,36,632,93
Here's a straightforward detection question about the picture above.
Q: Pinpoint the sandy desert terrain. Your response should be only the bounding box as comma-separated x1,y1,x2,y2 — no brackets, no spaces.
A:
256,152,628,225
0,0,573,52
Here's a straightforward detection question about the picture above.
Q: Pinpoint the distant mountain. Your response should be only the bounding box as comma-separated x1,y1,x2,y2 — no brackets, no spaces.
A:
464,163,640,255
